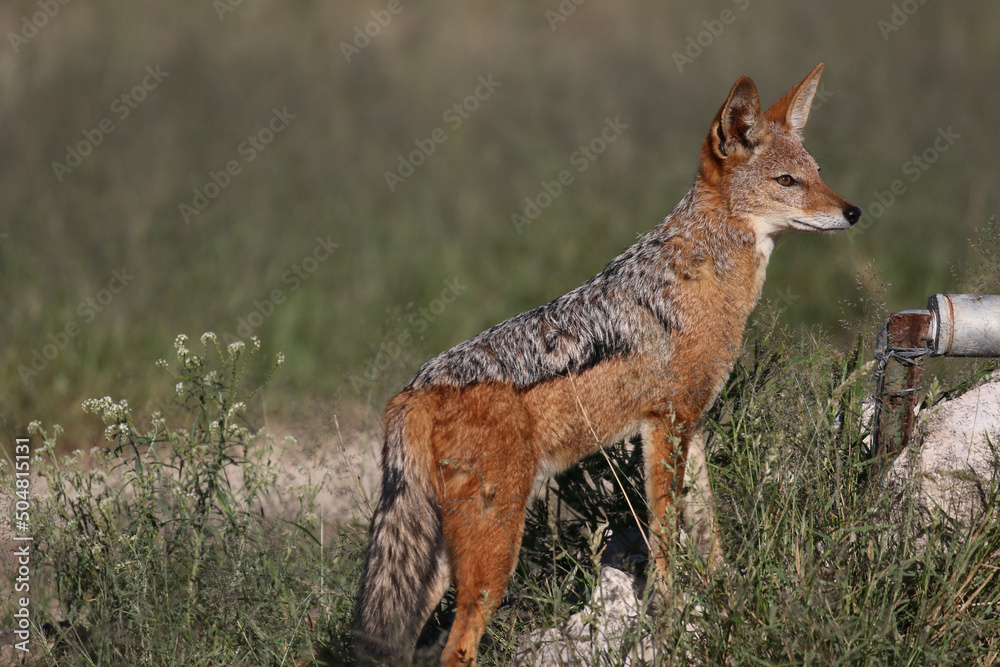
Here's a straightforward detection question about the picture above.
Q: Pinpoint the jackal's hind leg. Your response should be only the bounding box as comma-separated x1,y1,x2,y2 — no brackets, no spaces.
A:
438,449,536,666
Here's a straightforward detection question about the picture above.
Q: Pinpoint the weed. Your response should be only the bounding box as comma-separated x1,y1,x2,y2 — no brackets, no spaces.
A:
2,334,364,665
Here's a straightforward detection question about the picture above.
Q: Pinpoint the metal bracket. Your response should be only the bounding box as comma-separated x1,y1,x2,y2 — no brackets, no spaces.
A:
870,310,933,468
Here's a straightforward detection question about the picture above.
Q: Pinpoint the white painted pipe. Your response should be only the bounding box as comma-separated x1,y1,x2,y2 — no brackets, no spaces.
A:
927,294,1000,357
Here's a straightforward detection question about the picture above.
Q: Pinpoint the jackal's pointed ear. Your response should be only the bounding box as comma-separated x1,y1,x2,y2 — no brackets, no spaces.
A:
708,76,769,161
765,63,824,136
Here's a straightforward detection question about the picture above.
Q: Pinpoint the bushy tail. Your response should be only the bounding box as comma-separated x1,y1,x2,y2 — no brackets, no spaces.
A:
354,394,446,665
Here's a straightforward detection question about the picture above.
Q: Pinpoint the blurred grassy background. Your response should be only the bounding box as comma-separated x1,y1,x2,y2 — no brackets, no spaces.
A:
1,0,998,448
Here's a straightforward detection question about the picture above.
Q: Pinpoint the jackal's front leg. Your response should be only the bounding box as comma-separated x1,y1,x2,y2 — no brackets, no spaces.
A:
641,413,692,603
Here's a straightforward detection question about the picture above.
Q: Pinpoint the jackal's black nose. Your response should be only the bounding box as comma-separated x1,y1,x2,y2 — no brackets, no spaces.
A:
844,206,862,226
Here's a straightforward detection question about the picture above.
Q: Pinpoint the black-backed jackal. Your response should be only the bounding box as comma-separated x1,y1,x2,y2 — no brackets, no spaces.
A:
354,64,861,666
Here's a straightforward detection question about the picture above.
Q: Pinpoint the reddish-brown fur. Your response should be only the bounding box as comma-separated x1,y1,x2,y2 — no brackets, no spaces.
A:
354,64,860,666
410,223,763,662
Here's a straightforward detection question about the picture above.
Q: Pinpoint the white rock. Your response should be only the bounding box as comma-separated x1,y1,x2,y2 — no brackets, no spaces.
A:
890,379,1000,523
514,567,645,666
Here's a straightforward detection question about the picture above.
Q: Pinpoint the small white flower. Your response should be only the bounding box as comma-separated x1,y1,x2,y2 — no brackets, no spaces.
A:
152,413,167,431
225,402,247,421
276,352,285,367
200,332,217,346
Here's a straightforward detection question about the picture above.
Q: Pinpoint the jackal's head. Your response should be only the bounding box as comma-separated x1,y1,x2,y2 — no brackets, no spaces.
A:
698,63,861,238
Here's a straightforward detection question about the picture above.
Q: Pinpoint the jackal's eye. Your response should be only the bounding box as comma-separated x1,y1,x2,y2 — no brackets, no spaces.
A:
775,174,797,187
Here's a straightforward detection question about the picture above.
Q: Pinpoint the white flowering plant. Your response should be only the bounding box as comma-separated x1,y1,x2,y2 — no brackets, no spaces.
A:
19,334,348,663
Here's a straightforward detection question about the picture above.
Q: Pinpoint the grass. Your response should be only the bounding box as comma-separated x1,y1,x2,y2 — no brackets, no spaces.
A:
2,1,1000,663
2,324,998,664
472,322,1000,665
2,336,363,665
3,0,1000,445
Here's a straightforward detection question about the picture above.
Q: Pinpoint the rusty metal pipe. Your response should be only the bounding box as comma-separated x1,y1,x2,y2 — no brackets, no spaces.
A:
871,293,1000,471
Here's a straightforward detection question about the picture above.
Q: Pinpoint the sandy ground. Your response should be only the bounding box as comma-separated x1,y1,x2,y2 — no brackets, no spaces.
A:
264,412,384,527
